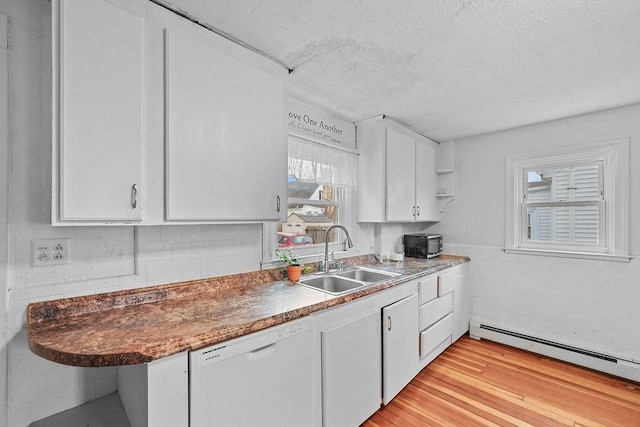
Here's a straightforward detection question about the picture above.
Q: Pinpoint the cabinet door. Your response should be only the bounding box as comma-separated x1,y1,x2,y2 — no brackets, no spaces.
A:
382,294,419,405
56,0,143,222
386,129,416,221
356,123,387,222
415,140,439,221
322,310,381,427
165,30,286,221
452,269,471,342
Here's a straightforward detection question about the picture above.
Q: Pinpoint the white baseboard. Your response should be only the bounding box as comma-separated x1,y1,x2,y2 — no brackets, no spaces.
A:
470,321,640,383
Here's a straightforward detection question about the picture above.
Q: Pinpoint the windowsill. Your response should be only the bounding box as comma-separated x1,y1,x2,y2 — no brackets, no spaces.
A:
503,248,632,263
261,249,361,268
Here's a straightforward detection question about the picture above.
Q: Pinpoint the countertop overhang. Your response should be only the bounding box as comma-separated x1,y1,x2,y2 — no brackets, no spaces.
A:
28,254,469,367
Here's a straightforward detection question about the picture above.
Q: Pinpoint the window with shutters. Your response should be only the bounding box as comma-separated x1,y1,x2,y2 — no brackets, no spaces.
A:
505,139,629,261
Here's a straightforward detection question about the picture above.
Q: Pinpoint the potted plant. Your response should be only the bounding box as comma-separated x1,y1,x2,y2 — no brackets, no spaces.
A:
276,248,305,281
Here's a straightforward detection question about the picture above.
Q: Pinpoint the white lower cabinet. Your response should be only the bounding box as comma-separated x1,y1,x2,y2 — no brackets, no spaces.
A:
417,263,470,370
116,264,468,427
118,352,189,427
418,270,453,362
382,294,419,404
321,310,382,427
451,263,471,341
314,279,418,427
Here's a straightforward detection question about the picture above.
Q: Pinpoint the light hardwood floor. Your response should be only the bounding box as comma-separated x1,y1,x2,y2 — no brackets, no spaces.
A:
364,336,640,427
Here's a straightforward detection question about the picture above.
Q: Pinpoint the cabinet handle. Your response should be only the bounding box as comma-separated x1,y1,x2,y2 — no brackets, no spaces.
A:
276,195,281,212
412,206,415,216
388,315,392,331
131,184,138,209
416,206,420,216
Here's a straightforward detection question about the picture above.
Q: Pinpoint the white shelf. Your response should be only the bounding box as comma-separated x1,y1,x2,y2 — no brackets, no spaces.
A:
437,141,456,213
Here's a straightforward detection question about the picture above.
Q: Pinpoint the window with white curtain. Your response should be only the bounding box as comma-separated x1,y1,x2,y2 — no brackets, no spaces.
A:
505,138,629,261
265,135,358,261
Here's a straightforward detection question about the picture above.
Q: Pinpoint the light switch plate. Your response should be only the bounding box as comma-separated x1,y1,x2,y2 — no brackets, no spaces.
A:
32,238,71,267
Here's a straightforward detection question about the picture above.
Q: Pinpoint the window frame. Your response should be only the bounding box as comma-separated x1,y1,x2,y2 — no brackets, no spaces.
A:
521,160,605,252
262,138,358,266
505,138,630,262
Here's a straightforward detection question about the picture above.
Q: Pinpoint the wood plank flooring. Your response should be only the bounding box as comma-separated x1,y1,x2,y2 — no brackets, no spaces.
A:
363,336,640,427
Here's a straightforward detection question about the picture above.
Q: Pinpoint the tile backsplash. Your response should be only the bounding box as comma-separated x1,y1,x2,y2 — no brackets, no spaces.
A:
8,223,263,426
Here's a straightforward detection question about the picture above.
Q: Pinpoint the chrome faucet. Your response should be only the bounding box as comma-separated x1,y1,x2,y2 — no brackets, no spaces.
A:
323,225,353,272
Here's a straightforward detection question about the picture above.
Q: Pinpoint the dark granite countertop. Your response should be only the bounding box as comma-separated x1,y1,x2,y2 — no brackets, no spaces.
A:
27,254,469,367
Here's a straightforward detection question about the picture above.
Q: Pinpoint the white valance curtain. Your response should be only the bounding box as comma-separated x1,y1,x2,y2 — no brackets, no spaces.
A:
288,135,358,187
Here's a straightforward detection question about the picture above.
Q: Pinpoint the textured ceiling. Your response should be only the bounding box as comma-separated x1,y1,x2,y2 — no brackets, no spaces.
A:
159,0,640,141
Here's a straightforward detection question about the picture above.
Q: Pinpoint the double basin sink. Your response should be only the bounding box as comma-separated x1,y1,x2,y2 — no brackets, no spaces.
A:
297,266,400,295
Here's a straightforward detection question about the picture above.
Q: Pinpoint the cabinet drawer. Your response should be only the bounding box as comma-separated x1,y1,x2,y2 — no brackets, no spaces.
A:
438,271,455,296
419,292,452,331
418,275,438,305
420,313,452,357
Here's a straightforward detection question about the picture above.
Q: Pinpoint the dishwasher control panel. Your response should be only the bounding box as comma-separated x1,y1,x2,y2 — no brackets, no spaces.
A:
276,320,308,339
191,318,313,369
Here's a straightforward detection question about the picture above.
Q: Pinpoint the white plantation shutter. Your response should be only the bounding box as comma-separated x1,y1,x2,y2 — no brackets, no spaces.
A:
538,209,551,240
574,206,599,243
525,162,602,247
572,165,600,243
554,169,571,201
551,165,600,244
526,186,551,240
574,165,600,200
555,207,570,242
553,169,571,242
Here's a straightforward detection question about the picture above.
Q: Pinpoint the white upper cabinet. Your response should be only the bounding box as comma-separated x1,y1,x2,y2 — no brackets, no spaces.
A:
386,129,416,221
53,0,144,223
415,139,439,221
52,0,287,225
164,29,287,222
357,118,439,222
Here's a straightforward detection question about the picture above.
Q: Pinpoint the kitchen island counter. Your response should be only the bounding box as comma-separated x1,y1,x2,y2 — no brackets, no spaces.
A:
28,254,469,367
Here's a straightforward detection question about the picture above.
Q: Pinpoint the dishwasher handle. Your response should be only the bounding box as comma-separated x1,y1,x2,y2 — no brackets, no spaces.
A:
247,343,277,361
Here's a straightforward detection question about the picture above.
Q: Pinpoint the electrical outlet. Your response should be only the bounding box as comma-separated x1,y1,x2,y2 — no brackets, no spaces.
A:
32,238,71,267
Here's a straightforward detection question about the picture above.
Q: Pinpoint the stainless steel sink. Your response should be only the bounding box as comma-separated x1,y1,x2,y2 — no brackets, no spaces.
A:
337,267,398,283
297,266,400,295
297,275,364,295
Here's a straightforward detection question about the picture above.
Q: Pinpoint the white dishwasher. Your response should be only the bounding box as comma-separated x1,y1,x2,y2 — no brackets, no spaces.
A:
189,318,314,427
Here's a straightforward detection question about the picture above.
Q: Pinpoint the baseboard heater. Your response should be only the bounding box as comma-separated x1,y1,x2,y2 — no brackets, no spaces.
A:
470,322,640,383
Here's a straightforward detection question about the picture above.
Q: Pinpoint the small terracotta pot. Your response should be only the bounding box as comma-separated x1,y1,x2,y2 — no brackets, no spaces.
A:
286,265,303,281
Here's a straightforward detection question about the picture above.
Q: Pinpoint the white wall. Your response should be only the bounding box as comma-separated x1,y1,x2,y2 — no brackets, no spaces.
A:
1,1,264,425
1,8,10,427
429,104,640,365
